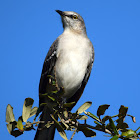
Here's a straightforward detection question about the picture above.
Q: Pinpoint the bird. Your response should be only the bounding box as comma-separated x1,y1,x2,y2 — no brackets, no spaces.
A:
34,10,94,140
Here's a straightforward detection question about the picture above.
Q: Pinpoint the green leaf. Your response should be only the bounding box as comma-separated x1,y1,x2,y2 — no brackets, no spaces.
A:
110,135,119,140
125,134,135,139
63,102,75,108
85,111,101,123
29,107,38,118
47,95,56,101
63,110,68,118
40,103,47,107
118,105,128,118
6,104,15,123
7,122,23,137
97,104,110,118
7,124,13,134
51,90,58,94
45,121,54,128
11,130,23,137
128,138,139,140
102,115,110,123
51,114,68,140
121,129,136,138
22,98,34,122
47,75,55,79
109,117,118,135
116,122,129,130
77,102,92,114
77,115,88,120
52,80,56,85
40,93,48,97
17,118,24,132
79,127,96,137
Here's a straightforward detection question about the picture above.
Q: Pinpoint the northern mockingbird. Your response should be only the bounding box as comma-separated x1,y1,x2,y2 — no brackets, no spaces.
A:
34,10,94,140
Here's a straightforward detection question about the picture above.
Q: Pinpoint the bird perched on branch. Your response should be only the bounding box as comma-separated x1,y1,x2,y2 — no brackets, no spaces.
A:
34,10,94,140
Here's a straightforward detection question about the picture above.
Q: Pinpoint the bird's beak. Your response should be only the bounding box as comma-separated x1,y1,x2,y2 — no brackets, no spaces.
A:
55,10,65,17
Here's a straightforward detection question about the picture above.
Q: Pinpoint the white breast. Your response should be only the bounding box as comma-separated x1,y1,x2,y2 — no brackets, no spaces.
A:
55,30,92,99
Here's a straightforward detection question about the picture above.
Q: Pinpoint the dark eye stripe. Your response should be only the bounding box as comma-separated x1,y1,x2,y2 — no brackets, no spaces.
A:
66,14,76,19
67,15,73,18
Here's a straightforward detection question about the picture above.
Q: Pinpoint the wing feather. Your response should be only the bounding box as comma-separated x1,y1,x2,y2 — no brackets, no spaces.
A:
39,39,58,93
39,39,59,107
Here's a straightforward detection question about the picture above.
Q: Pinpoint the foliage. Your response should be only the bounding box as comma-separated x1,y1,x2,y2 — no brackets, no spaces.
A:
6,98,140,140
6,99,38,137
5,76,140,140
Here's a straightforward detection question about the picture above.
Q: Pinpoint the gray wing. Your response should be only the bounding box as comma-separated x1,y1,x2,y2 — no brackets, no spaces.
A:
35,40,59,140
39,39,58,100
67,46,94,110
40,39,58,77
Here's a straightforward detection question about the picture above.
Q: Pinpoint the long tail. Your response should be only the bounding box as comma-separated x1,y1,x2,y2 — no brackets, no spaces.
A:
34,106,56,140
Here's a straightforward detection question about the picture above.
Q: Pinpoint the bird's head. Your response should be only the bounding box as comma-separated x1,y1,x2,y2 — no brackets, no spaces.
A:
56,10,86,35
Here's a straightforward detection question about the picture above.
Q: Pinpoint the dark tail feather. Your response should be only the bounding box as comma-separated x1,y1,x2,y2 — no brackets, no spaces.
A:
34,106,56,140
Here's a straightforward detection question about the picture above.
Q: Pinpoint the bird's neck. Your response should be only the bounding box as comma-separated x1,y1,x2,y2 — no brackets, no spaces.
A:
63,27,87,37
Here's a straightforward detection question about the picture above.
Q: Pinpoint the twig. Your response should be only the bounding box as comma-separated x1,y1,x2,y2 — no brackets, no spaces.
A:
60,118,112,135
24,121,45,127
79,124,112,135
70,128,77,140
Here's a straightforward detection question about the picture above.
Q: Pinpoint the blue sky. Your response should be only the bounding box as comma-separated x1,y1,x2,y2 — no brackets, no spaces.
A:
0,0,140,140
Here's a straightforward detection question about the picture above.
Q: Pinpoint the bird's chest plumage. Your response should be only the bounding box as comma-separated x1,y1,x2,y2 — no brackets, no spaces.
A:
55,33,92,99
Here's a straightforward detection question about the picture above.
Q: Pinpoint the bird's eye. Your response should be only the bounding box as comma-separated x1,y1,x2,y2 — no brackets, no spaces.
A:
73,15,78,19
